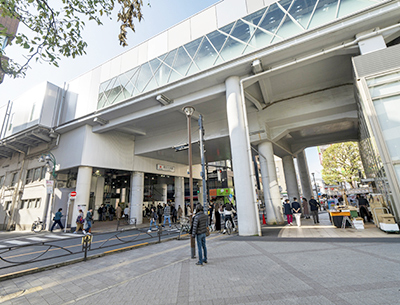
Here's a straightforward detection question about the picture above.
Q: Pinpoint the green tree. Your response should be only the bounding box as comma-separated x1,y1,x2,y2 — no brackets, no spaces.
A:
321,142,364,187
0,0,145,78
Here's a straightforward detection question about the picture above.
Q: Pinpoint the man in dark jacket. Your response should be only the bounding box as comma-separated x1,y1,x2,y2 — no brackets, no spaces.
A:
192,203,208,266
309,196,321,224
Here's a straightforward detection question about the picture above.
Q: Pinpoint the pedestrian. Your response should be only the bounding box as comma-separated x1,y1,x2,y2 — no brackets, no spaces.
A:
147,207,158,232
124,205,130,220
157,203,163,224
97,205,103,221
208,201,214,225
292,197,302,227
116,204,122,220
171,204,177,223
214,202,221,231
50,208,64,232
357,194,371,222
83,208,93,234
283,199,293,225
302,197,310,219
192,203,208,266
177,205,183,222
108,205,115,221
222,203,236,234
309,196,321,224
163,203,172,228
74,209,85,233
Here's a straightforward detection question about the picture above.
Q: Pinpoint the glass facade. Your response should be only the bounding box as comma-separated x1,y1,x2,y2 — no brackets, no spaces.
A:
97,0,380,109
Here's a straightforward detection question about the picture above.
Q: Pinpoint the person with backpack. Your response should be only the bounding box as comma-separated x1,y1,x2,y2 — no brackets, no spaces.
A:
108,205,115,221
74,209,85,233
83,208,93,234
148,207,158,233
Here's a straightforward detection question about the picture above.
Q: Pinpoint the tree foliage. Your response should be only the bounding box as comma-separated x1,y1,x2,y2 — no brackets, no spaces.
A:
0,0,145,78
321,142,364,187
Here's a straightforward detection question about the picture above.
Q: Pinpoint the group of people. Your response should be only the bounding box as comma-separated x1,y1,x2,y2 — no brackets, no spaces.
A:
283,196,321,227
147,202,183,232
206,200,237,234
97,204,117,221
50,207,94,234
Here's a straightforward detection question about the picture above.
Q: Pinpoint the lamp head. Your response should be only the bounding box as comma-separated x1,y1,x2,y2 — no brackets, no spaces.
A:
45,154,52,161
38,156,45,163
182,106,195,117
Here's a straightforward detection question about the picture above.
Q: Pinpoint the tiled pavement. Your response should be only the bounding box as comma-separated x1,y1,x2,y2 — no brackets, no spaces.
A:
1,226,400,305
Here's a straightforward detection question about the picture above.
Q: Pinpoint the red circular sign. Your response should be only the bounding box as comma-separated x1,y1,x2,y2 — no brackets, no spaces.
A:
70,191,77,197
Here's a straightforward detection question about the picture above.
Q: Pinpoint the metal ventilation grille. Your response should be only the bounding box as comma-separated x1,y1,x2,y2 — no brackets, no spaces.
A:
353,44,400,78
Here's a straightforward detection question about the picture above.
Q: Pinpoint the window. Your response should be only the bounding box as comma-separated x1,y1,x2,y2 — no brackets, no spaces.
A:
19,200,26,209
6,201,12,210
0,175,5,187
26,169,34,184
41,167,46,180
27,199,36,209
33,167,42,181
11,172,18,185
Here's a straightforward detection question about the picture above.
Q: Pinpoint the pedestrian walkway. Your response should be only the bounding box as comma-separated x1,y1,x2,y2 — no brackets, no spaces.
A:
0,232,80,249
1,230,399,304
278,211,398,238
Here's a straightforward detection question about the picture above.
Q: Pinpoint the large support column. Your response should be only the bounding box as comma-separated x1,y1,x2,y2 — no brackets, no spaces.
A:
258,142,284,224
94,175,105,218
297,150,313,199
72,166,92,226
226,76,259,236
175,176,185,217
130,171,144,224
282,156,300,202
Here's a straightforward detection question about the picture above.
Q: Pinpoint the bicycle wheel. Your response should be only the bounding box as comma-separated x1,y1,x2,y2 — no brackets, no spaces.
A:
32,222,43,233
226,220,233,235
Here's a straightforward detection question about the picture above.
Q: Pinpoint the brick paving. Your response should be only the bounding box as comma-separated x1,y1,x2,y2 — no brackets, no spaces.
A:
1,229,400,305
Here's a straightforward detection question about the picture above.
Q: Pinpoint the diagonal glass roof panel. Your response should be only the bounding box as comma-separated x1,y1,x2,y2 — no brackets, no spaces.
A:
247,28,274,48
99,80,111,94
274,14,304,39
172,47,192,76
149,58,162,75
220,22,235,35
136,63,153,93
169,69,183,83
97,94,108,109
143,77,158,92
219,37,247,61
193,38,219,70
163,49,177,68
158,53,168,62
308,0,339,30
258,3,286,35
279,0,294,11
230,19,256,45
186,62,200,76
154,63,172,87
289,0,318,29
338,0,379,18
184,37,203,60
243,7,268,26
123,79,136,96
122,67,139,84
207,30,229,53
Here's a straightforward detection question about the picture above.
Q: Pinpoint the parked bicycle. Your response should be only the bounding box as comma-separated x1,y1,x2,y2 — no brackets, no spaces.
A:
31,217,45,233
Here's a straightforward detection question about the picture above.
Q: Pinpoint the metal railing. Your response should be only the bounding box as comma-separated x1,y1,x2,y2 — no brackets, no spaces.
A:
0,224,184,272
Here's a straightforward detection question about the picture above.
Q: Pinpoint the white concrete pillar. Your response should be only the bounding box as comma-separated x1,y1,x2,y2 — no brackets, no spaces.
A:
296,150,313,200
258,142,284,224
94,175,105,214
258,141,284,224
130,171,144,224
72,166,92,225
226,76,259,236
175,176,185,217
282,156,300,202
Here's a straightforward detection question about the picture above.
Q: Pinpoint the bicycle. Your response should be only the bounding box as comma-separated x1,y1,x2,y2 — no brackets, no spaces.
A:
31,217,45,233
225,218,233,235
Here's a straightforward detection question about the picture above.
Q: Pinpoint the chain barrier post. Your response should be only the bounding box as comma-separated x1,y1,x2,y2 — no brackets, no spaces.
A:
82,234,92,261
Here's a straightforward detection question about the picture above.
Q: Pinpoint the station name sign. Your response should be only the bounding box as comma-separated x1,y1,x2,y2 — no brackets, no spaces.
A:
156,164,175,172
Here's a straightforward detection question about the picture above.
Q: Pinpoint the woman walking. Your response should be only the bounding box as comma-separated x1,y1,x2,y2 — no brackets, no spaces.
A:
283,199,293,225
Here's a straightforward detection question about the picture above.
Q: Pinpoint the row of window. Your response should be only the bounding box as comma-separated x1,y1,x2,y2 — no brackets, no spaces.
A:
0,166,47,187
4,198,42,210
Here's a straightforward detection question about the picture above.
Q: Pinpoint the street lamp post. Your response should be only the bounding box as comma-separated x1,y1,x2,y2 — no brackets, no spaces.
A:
183,106,196,259
312,172,318,202
39,152,57,231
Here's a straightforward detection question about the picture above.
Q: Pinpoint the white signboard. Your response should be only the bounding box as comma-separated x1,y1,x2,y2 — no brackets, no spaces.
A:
156,164,175,172
46,180,54,194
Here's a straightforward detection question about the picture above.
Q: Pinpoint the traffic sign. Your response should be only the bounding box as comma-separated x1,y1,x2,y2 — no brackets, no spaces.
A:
70,191,77,197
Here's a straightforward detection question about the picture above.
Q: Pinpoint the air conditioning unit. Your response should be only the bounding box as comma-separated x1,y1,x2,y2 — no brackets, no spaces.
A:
57,182,66,188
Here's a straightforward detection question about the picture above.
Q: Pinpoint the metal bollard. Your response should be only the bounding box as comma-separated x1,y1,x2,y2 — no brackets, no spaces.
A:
157,225,162,243
82,234,92,261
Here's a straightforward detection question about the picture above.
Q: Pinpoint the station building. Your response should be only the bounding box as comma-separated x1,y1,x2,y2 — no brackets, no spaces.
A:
1,0,400,235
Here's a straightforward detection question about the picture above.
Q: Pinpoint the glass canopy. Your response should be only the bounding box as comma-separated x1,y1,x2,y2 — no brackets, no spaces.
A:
98,0,380,109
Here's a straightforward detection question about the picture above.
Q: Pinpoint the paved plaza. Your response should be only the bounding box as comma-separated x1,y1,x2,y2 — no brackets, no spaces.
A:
1,216,400,305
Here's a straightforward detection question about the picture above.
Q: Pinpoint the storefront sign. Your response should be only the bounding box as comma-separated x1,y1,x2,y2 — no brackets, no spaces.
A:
46,180,54,194
156,164,175,172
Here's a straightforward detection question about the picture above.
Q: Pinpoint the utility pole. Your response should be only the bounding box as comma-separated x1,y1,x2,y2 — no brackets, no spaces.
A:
198,114,208,220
